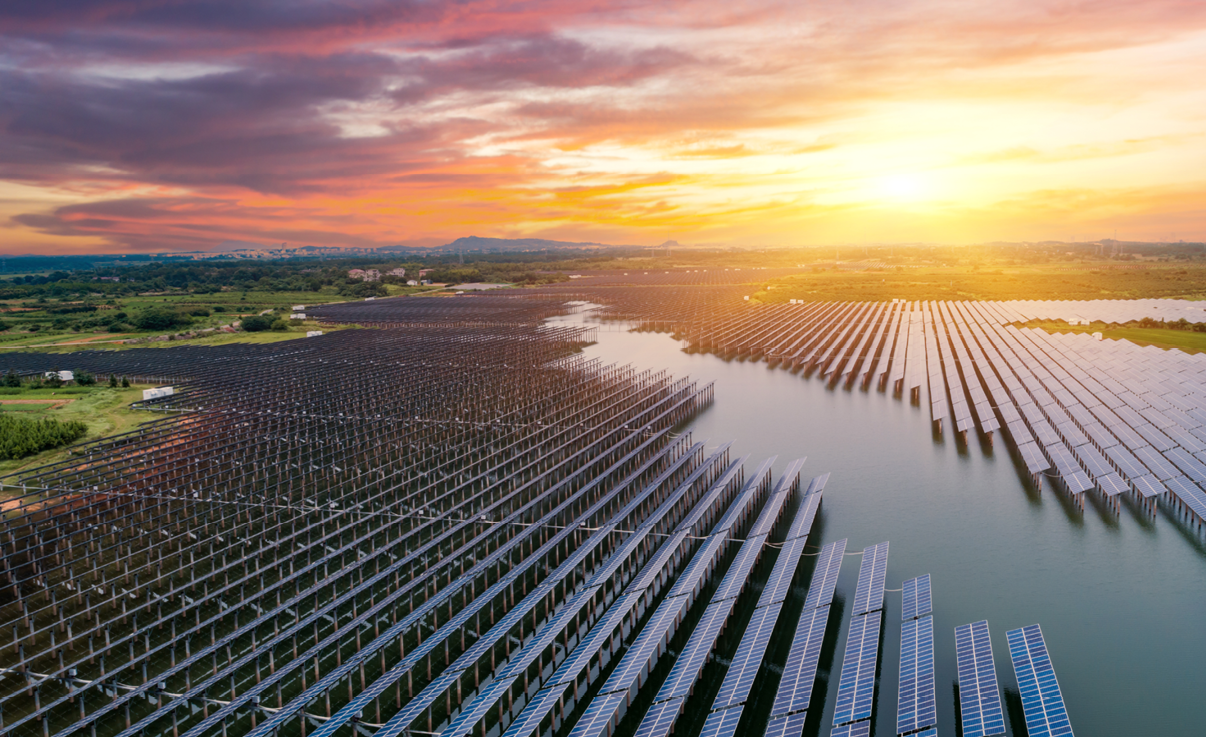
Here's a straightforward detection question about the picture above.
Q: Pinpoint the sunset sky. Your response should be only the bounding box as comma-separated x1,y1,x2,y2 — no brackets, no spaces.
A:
2,1,1206,253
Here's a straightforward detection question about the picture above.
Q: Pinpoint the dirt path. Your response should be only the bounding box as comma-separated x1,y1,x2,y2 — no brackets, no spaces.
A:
0,398,74,409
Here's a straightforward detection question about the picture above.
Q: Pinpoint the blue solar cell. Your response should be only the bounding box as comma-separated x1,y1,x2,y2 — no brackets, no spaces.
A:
698,706,743,737
897,615,937,735
712,603,781,710
1007,624,1075,737
851,541,889,616
633,699,683,737
902,574,932,621
829,719,870,737
764,711,809,737
564,692,626,737
771,605,829,717
955,620,1005,737
802,539,846,611
832,613,881,726
657,602,730,701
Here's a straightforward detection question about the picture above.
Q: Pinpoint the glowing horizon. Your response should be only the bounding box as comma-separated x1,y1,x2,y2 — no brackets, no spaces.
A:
2,1,1205,254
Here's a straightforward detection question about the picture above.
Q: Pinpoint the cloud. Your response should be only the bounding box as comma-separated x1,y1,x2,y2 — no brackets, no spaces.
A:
4,0,1206,251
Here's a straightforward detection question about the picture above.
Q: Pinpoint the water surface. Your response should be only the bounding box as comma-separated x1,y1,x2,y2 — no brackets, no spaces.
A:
552,312,1206,737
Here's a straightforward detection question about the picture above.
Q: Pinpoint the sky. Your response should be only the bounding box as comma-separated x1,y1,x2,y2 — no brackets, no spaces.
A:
2,0,1206,254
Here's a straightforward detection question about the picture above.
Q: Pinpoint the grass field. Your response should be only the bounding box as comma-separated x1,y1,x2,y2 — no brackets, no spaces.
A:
0,384,163,480
1021,320,1206,354
0,285,439,349
752,264,1206,303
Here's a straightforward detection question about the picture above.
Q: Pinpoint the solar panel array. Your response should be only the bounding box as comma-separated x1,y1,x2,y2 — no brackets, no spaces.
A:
539,287,1206,534
833,610,883,728
699,472,826,737
769,539,847,721
1007,624,1075,737
955,620,1006,737
633,465,816,737
830,542,889,735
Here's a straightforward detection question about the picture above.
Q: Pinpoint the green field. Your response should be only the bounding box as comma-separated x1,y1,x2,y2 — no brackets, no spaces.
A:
752,264,1206,303
1020,320,1206,355
0,384,162,479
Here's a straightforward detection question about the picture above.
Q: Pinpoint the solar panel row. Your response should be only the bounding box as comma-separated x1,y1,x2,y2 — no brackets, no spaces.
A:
897,615,937,735
1007,624,1075,737
832,611,882,726
955,620,1006,737
632,471,823,737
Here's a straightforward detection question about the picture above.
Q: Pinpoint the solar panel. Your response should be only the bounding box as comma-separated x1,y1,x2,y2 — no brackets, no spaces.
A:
829,719,870,737
770,605,829,717
902,574,932,621
803,539,847,611
832,613,882,726
657,602,730,701
764,711,809,737
851,541,889,616
1007,624,1075,737
711,603,781,710
698,705,743,737
955,620,1006,737
912,729,938,737
633,698,683,737
566,691,626,737
897,615,937,735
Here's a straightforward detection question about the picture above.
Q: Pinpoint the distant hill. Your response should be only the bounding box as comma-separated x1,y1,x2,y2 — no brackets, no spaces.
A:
378,236,626,253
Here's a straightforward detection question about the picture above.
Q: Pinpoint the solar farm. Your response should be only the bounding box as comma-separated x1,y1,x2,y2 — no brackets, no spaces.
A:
8,280,1206,737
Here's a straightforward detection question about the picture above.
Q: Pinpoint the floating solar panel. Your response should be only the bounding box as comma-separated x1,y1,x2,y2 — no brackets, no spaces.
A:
830,719,871,737
698,705,744,737
634,699,683,737
764,711,809,737
1007,624,1075,737
902,574,932,621
912,729,938,737
711,603,781,710
771,605,830,717
955,620,1006,737
1017,441,1052,474
803,539,848,611
832,612,882,726
897,615,937,736
851,541,889,616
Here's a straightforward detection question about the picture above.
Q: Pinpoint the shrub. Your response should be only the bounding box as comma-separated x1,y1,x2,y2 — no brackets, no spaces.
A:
109,374,119,388
108,322,127,333
241,315,272,332
270,319,290,331
134,306,190,331
0,320,9,332
3,370,20,388
121,377,130,388
189,308,211,317
0,414,89,459
75,371,96,386
213,306,227,313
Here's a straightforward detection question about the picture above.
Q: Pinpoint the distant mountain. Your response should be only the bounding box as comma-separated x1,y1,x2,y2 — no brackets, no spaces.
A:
378,236,628,253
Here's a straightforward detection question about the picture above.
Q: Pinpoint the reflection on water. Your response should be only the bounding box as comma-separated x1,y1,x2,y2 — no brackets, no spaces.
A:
551,310,1206,737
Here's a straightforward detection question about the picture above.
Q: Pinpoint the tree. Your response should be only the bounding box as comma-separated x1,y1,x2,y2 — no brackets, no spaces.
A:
75,370,96,386
241,315,272,332
109,374,119,388
134,306,189,331
3,370,20,388
122,377,130,388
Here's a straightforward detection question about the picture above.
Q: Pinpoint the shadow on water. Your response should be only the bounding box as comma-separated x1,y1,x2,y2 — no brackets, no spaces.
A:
1004,687,1030,737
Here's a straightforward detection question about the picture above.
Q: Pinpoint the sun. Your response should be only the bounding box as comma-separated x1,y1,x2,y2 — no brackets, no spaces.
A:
878,173,928,200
